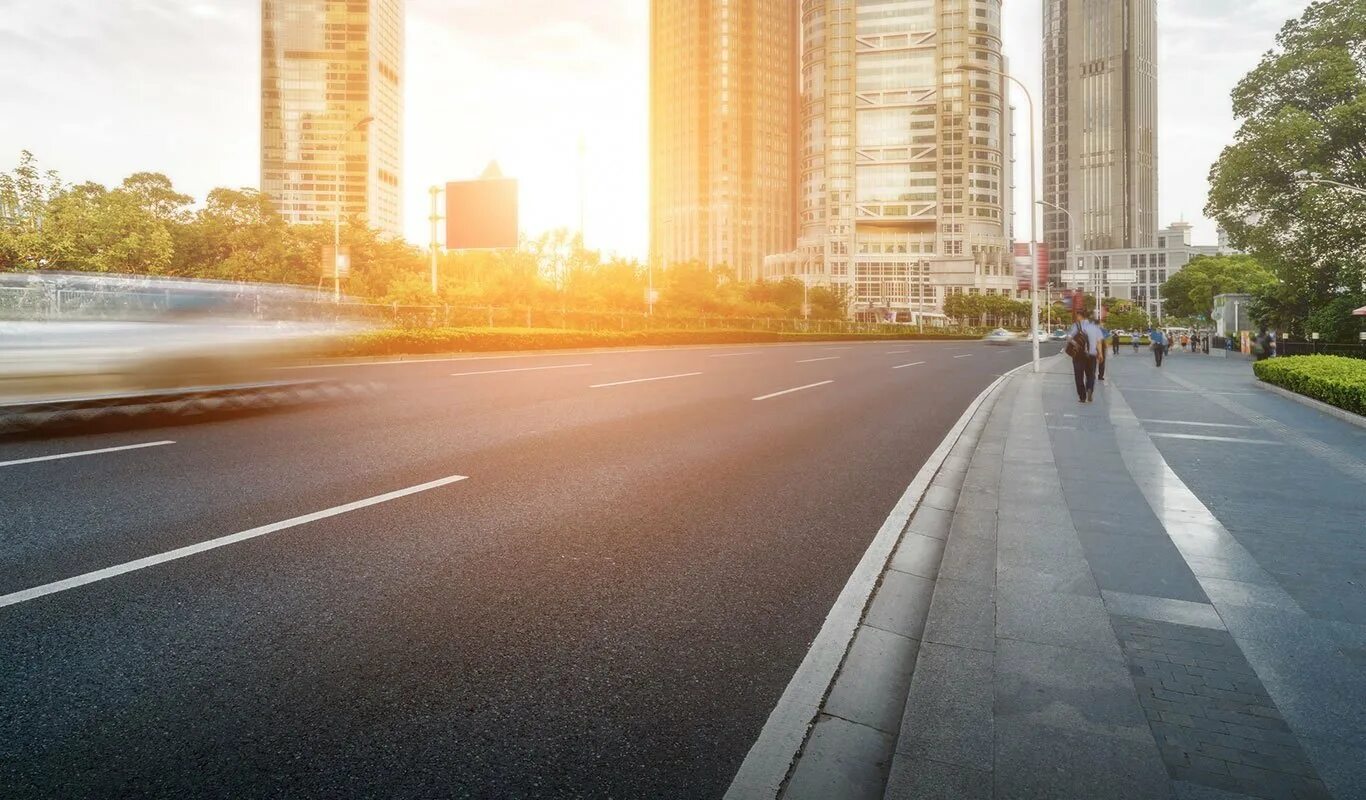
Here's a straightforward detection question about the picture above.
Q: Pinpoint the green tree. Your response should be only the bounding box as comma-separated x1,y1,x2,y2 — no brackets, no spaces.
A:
1157,254,1278,318
1206,0,1366,330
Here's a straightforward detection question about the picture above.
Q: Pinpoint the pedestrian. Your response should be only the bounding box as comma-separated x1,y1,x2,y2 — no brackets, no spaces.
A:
1111,330,1121,355
1254,329,1272,361
1066,309,1104,403
1149,327,1167,367
1132,332,1141,353
1181,333,1190,352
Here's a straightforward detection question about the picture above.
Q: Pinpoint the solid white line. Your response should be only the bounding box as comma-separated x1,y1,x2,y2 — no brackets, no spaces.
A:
710,352,759,358
821,347,853,351
1149,432,1284,445
887,350,913,355
893,361,927,370
796,356,840,364
1138,419,1256,430
752,381,834,402
0,440,176,469
0,474,470,610
589,372,702,389
450,363,591,377
725,361,1031,800
953,354,974,359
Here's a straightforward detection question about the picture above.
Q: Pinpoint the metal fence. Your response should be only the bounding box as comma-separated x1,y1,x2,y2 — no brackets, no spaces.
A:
1276,340,1366,360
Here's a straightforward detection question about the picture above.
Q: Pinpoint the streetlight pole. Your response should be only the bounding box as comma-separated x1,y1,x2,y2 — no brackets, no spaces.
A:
334,115,374,303
429,186,442,295
1038,198,1090,320
965,65,1039,372
1294,173,1366,197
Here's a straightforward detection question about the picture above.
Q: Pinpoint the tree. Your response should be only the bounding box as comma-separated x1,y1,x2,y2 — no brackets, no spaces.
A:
1157,254,1278,318
1206,0,1366,331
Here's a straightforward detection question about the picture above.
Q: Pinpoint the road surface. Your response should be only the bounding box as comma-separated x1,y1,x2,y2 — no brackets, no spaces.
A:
0,340,1030,799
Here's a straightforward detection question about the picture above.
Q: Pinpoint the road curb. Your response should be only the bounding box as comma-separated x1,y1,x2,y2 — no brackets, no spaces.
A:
1256,379,1366,430
723,361,1032,800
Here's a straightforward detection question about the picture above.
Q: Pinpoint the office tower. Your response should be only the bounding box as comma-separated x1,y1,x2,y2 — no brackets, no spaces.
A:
649,0,799,282
1043,0,1158,283
766,0,1015,319
261,0,404,237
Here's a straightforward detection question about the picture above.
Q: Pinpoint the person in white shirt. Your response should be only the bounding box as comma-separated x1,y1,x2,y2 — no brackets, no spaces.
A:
1066,309,1105,403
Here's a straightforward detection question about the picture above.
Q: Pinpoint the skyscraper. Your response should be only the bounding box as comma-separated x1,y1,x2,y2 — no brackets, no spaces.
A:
765,0,1016,318
261,0,404,238
1043,0,1158,284
649,0,799,282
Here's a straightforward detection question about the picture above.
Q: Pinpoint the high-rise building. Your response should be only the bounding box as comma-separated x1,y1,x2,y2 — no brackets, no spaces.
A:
649,0,799,283
1043,0,1158,283
261,0,404,238
765,0,1016,321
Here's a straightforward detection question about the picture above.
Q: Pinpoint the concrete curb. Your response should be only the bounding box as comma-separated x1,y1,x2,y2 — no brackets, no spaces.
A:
1256,380,1366,430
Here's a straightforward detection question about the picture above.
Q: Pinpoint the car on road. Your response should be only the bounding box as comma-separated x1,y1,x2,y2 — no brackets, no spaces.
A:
984,328,1016,345
1049,328,1069,341
0,273,367,407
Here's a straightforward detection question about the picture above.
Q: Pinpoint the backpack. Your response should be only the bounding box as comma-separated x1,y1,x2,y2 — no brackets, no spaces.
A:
1065,326,1089,360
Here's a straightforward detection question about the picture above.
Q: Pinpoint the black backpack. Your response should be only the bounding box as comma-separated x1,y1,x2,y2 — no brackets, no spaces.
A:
1065,326,1089,360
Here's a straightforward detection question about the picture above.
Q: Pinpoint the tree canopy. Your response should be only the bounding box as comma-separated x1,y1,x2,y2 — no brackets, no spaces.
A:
1205,0,1366,338
1157,254,1278,318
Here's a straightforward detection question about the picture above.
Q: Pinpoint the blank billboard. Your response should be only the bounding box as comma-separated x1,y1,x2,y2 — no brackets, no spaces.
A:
446,178,518,250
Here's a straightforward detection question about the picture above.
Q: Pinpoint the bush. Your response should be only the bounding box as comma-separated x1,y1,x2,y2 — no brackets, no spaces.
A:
337,327,982,357
1253,355,1366,416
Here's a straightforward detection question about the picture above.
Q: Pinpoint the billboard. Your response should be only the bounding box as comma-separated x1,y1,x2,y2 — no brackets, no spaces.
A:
445,171,519,250
1012,242,1049,291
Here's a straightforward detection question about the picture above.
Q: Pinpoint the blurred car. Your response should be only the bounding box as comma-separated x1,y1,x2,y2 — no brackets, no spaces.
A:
984,328,1016,345
0,273,367,406
1049,328,1069,341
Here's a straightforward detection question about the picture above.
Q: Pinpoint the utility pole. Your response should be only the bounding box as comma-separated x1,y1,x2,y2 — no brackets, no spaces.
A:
429,186,442,295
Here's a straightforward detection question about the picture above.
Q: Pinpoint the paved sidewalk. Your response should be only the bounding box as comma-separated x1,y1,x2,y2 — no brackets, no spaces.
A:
885,349,1366,799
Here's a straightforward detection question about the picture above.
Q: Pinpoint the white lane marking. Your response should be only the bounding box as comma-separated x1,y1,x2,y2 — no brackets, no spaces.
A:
887,350,913,355
710,352,759,359
1149,432,1284,446
953,354,974,359
752,381,834,402
450,363,591,377
589,372,702,389
893,361,927,370
821,347,853,351
796,356,840,364
0,475,470,610
0,441,176,469
726,362,1031,800
1138,419,1257,430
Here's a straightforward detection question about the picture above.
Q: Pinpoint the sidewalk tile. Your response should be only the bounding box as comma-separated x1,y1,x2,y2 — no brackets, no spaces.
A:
865,569,935,641
1100,591,1225,630
906,506,953,541
894,642,993,770
922,579,995,653
995,637,1151,734
1076,530,1210,604
889,534,945,580
783,715,893,800
938,531,996,587
994,719,1171,800
996,591,1120,656
825,625,921,735
884,756,990,800
997,556,1098,598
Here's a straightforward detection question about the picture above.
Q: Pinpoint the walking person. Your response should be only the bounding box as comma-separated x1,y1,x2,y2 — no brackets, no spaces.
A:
1066,310,1104,403
1132,332,1141,353
1111,330,1121,356
1149,327,1167,367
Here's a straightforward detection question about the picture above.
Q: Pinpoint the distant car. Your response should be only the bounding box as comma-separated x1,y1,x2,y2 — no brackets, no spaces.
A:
1031,329,1050,343
1049,328,1069,341
984,328,1016,345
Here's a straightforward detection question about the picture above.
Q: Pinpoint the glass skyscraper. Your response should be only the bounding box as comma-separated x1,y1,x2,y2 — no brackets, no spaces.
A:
261,0,404,238
650,0,800,283
767,0,1015,319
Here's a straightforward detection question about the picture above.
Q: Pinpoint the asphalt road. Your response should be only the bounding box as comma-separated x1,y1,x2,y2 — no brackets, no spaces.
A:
0,339,1031,799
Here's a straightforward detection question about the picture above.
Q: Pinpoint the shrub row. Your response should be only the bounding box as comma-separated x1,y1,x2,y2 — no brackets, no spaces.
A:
1253,355,1366,416
335,327,984,358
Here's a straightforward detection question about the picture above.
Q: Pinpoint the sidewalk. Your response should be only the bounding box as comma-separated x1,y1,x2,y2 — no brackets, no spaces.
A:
767,347,1366,800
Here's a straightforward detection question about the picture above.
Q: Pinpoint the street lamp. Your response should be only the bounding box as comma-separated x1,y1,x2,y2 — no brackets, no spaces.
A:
960,64,1039,372
1294,171,1366,197
1037,198,1095,321
333,115,374,303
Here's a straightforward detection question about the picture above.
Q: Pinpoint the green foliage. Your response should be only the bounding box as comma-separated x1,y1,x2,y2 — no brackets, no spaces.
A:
942,293,1032,326
1157,254,1278,318
1253,355,1366,415
1206,0,1366,332
1303,293,1366,343
338,327,983,358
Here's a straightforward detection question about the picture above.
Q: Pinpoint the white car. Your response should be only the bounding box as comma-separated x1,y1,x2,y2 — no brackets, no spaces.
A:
984,328,1016,345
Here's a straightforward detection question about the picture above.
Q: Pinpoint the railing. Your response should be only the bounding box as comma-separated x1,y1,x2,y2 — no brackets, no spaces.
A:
1276,341,1366,360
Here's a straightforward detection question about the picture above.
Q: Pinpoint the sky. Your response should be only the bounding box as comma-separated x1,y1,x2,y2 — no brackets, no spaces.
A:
0,0,1315,259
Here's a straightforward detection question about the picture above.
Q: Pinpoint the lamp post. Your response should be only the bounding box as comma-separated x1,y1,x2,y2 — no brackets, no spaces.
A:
963,65,1039,372
333,115,374,303
1294,172,1366,197
1037,198,1090,317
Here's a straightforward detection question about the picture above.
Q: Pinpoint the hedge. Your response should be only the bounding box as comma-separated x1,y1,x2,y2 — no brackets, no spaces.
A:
1253,355,1366,417
335,327,984,358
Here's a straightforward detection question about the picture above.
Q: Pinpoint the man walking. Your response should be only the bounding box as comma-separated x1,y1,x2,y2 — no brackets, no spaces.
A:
1067,310,1104,403
1149,328,1167,367
1111,330,1121,356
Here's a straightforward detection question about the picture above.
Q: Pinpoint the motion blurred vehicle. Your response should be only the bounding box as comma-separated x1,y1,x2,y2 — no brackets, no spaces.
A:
0,273,368,406
984,328,1016,345
1049,328,1069,341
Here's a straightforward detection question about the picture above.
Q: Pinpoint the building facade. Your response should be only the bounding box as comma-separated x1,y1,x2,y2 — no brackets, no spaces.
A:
1064,221,1220,319
766,0,1015,320
649,0,799,283
261,0,404,237
1042,0,1158,283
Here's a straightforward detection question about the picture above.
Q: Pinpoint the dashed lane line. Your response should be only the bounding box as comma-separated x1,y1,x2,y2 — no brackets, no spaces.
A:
893,361,927,370
0,441,176,469
450,363,591,377
753,381,834,402
589,372,703,389
796,357,840,364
